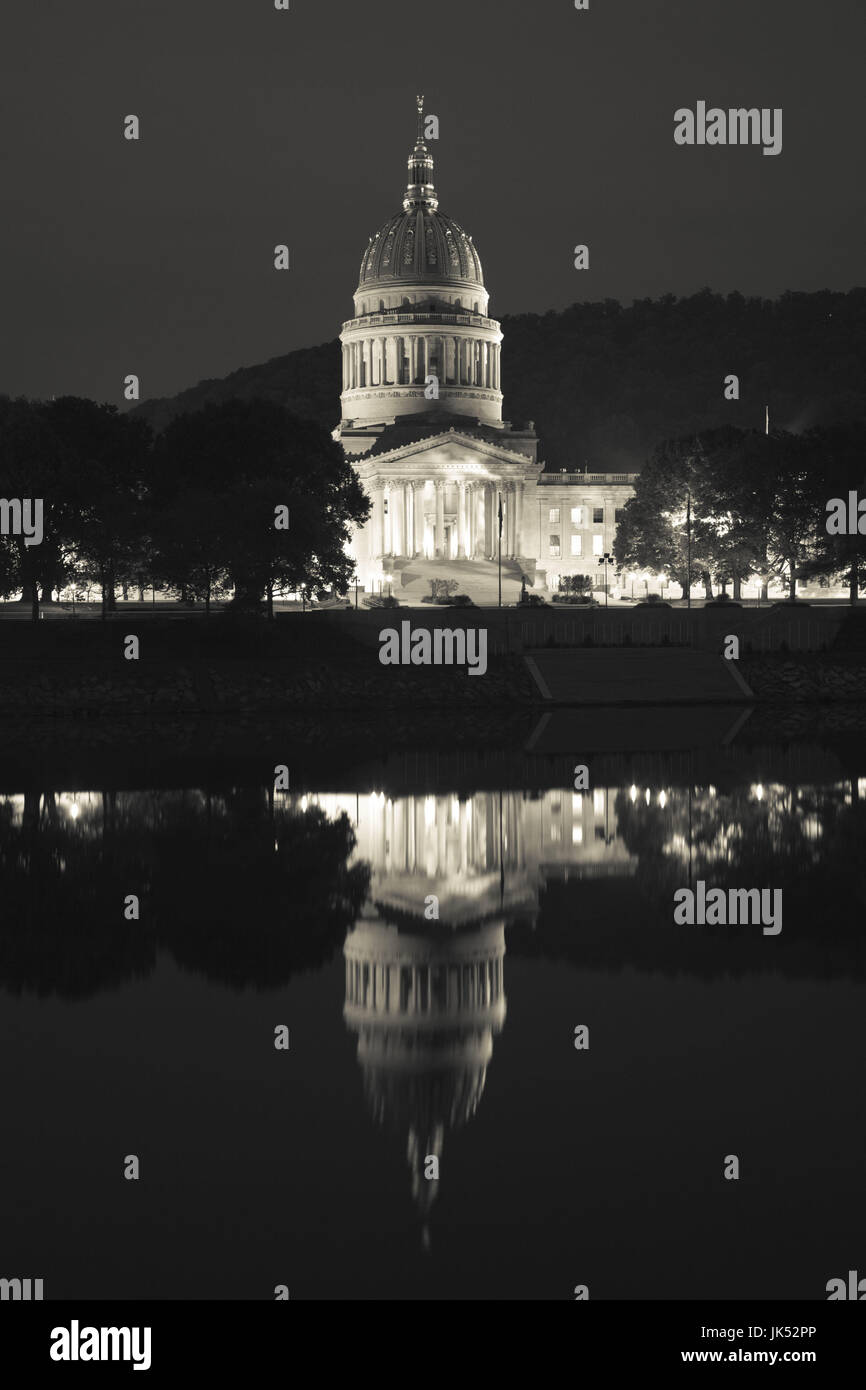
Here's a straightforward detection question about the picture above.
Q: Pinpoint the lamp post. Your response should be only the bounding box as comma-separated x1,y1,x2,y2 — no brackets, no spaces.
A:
497,491,503,608
685,486,692,610
597,552,613,608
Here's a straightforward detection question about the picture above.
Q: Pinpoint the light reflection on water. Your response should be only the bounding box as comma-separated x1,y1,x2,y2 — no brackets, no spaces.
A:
1,763,865,1298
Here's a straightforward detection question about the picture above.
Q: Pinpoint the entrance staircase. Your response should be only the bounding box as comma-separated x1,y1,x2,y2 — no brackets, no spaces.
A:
390,557,529,606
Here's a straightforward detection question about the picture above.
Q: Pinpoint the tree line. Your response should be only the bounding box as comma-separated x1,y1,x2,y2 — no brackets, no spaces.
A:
132,288,866,474
613,423,866,602
0,395,368,619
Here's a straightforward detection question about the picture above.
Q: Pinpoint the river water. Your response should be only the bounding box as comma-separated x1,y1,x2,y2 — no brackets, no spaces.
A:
1,711,864,1300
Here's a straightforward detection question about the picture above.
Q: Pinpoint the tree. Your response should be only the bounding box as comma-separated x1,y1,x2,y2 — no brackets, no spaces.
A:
152,399,369,614
615,426,831,602
805,422,866,603
0,396,71,619
39,397,153,619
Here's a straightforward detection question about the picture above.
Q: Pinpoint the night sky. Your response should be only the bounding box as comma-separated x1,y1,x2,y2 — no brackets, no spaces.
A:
1,0,862,407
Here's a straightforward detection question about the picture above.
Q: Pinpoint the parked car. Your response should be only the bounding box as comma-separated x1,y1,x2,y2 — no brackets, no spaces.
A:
705,594,742,608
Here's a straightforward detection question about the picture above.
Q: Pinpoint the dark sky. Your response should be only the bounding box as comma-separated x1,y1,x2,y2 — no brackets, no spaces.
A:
1,0,862,407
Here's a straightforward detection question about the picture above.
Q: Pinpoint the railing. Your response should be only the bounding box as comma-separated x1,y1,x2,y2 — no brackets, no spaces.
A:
538,472,638,485
342,312,496,331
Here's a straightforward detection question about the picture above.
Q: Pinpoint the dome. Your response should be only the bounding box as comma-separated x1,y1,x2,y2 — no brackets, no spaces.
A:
356,94,484,292
359,207,483,290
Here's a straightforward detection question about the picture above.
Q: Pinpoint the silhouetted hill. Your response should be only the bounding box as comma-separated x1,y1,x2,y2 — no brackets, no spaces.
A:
133,339,340,437
132,289,866,469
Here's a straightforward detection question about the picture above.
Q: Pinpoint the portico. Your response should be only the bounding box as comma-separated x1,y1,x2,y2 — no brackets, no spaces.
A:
351,431,539,582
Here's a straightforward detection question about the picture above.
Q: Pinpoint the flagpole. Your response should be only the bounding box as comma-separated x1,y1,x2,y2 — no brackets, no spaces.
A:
497,492,502,608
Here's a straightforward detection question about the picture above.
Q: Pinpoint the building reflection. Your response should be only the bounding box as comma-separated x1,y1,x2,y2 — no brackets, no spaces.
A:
327,787,629,1238
344,905,505,1244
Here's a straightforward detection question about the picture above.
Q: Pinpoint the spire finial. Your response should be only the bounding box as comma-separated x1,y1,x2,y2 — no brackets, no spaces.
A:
404,93,437,210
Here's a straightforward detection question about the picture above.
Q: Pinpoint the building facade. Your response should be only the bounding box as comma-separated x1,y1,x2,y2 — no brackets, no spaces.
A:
336,100,637,599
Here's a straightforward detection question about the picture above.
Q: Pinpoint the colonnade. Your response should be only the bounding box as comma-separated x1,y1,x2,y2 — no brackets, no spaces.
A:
345,954,504,1016
367,478,524,560
343,335,501,392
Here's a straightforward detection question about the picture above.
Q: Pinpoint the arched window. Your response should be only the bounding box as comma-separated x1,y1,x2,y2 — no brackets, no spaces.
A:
379,299,385,312
454,298,462,309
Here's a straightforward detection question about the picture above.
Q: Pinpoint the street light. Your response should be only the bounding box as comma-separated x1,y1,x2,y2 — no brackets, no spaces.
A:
597,552,614,608
686,486,692,610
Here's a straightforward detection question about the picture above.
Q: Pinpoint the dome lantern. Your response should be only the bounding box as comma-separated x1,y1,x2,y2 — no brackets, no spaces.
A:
404,95,438,212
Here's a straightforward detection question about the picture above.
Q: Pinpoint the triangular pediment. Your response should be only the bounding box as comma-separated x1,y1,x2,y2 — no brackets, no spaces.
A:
352,428,539,471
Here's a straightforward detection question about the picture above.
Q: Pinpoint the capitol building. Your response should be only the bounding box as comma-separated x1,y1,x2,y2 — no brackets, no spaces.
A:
336,99,637,602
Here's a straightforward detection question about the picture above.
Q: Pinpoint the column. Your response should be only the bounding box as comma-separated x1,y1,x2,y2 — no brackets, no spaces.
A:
404,481,413,556
369,485,383,560
415,482,425,557
515,483,524,558
392,480,403,555
466,482,475,556
377,483,386,558
435,479,445,557
457,479,467,559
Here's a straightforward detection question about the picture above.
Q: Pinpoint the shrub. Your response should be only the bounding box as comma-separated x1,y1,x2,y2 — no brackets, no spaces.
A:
363,594,400,608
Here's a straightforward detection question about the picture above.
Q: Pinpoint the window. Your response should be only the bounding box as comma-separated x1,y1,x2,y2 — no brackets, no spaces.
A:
571,506,583,525
549,535,561,558
548,507,560,524
570,535,582,556
593,507,604,524
592,534,603,556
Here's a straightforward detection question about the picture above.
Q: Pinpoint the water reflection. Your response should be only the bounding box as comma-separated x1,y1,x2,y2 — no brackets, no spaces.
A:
1,776,864,1001
2,763,865,1286
344,905,506,1245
